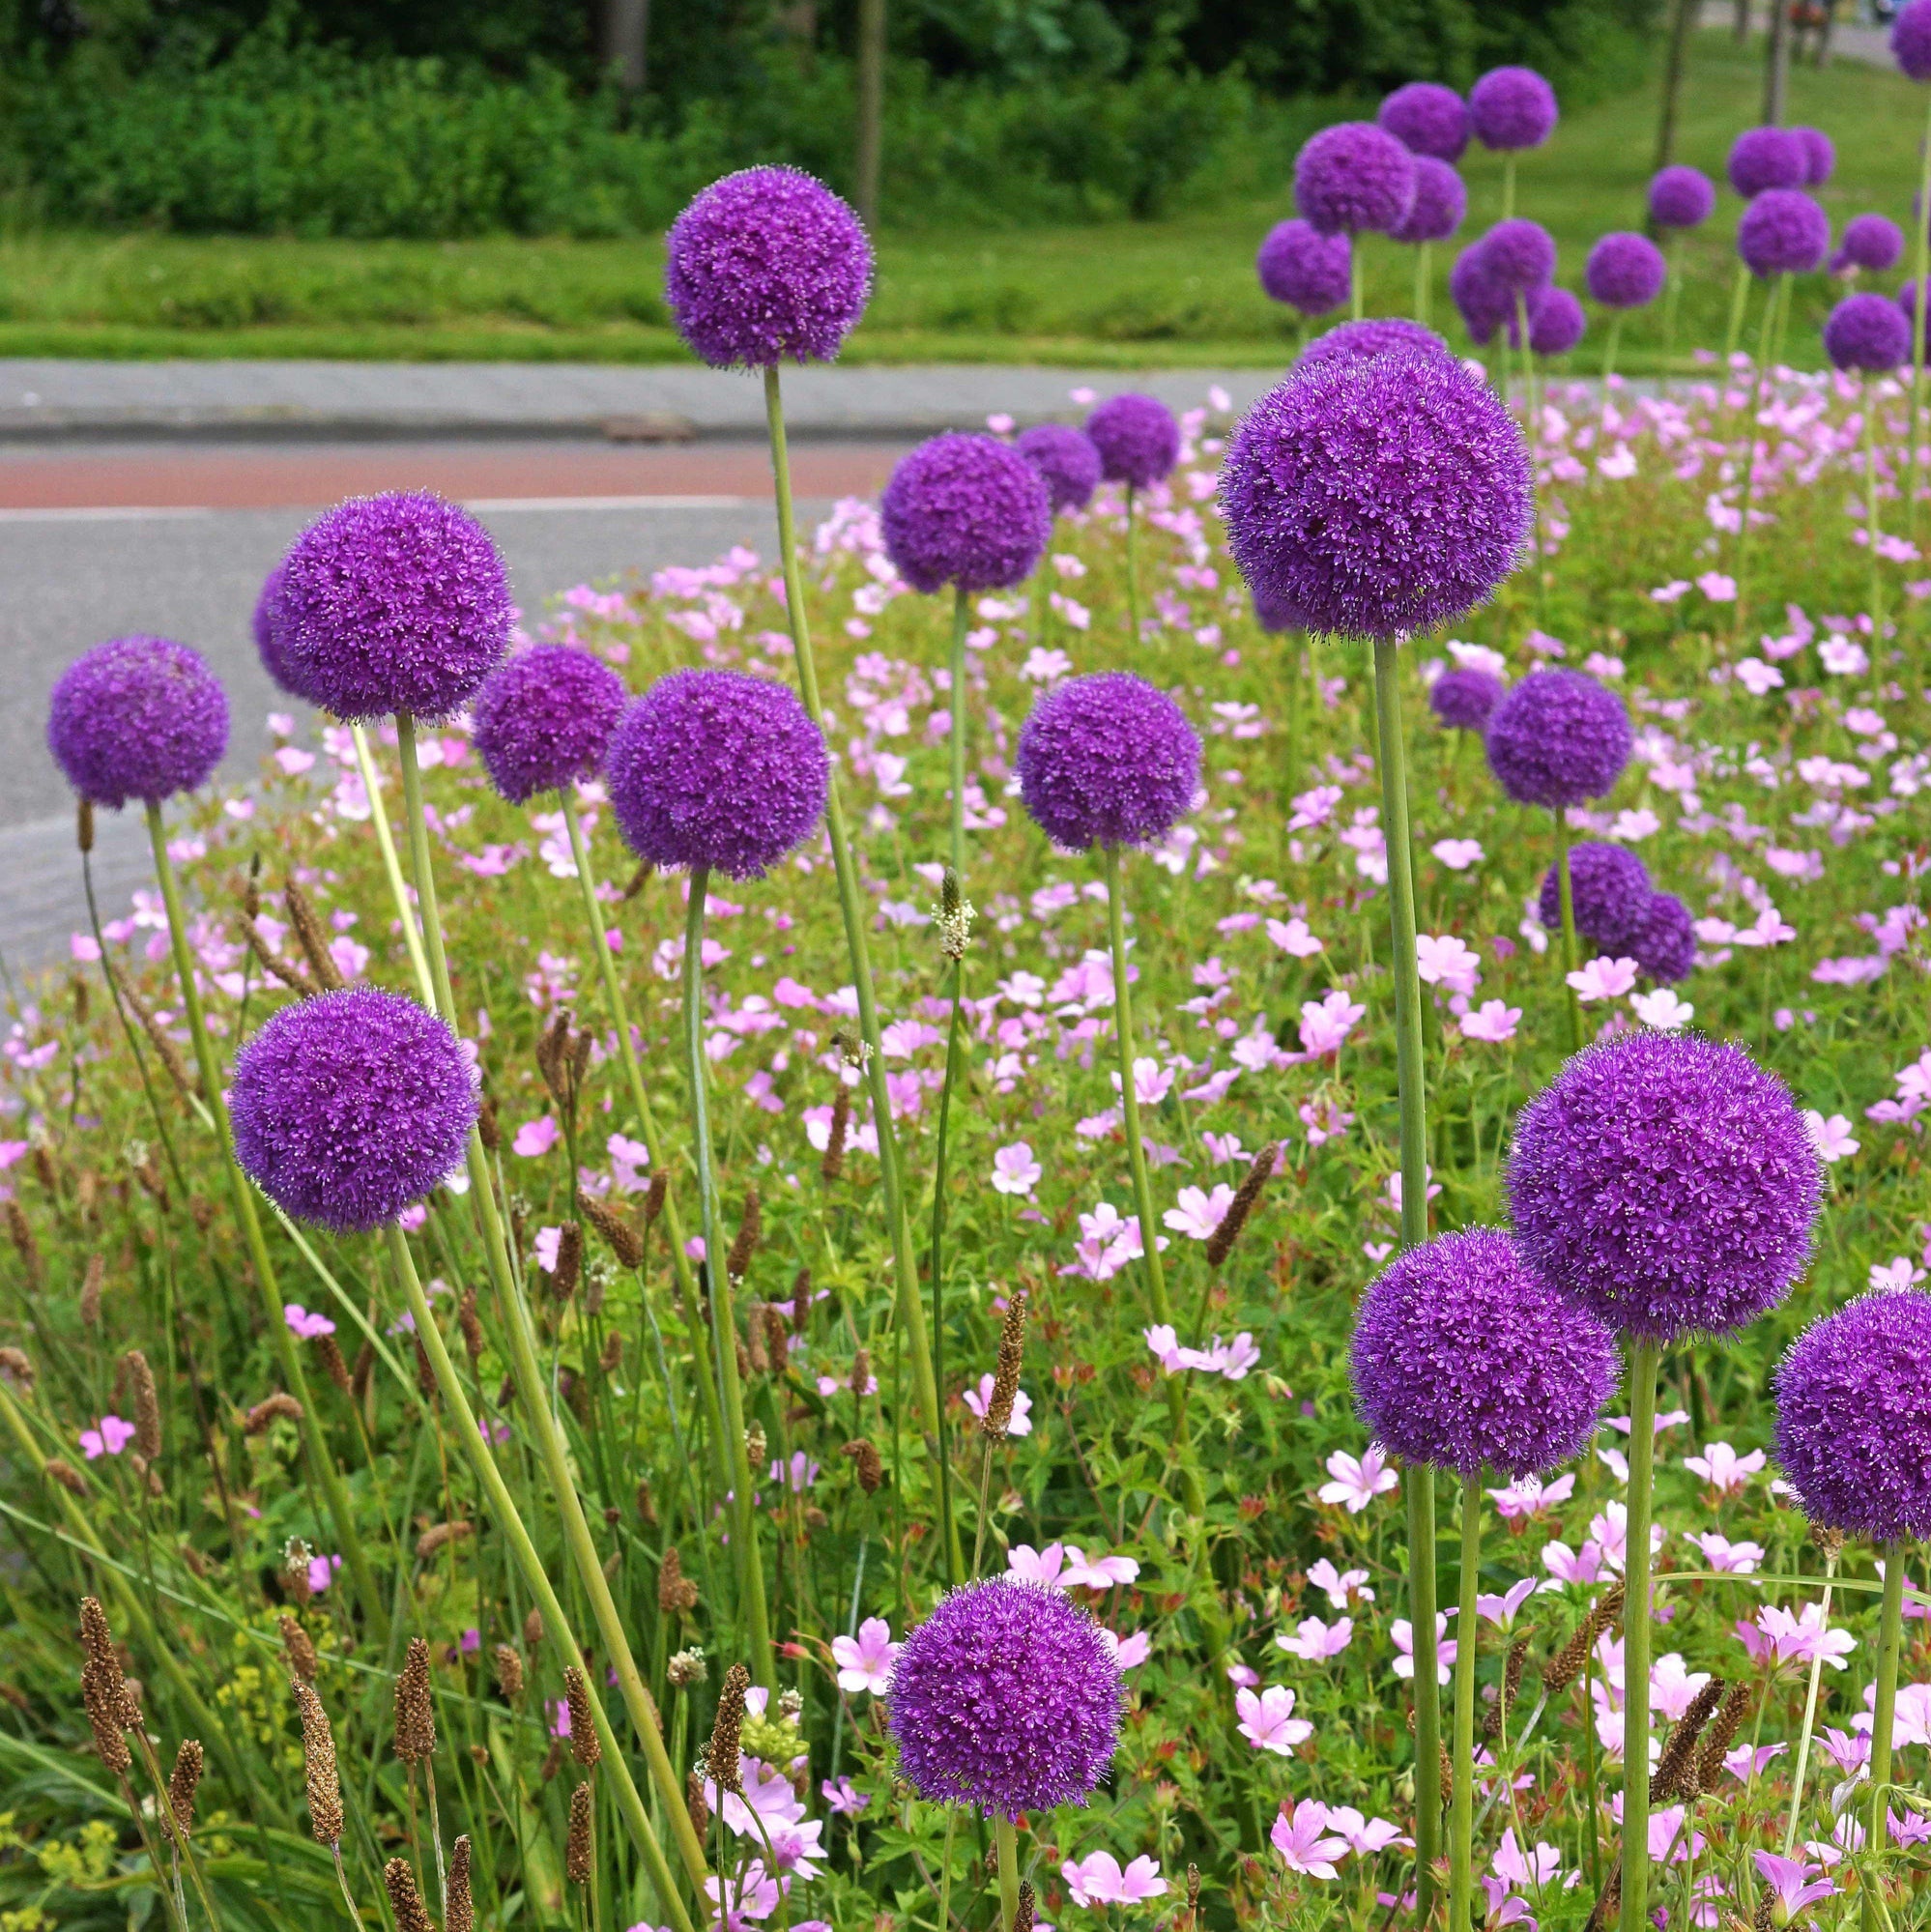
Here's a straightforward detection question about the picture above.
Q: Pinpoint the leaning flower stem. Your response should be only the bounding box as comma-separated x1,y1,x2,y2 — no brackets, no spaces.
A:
948,584,970,879
142,802,389,1644
1723,260,1751,366
1618,1336,1660,1932
1865,1542,1908,1930
762,364,942,1447
1553,809,1584,1053
1124,483,1142,642
1779,1543,1839,1859
993,1816,1019,1932
1908,89,1931,546
388,1222,702,1932
348,723,436,1008
1448,1474,1483,1932
681,863,775,1685
927,953,967,1588
393,714,709,1897
1731,279,1779,643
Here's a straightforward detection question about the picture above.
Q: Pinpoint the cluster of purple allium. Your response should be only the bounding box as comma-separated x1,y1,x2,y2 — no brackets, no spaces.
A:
1450,245,1513,345
1467,67,1557,151
230,989,476,1234
48,636,230,810
1538,841,1652,954
1509,1033,1821,1341
880,434,1052,592
1737,189,1831,278
1727,126,1807,198
1017,673,1199,851
663,166,872,369
1292,122,1416,237
1630,892,1695,984
1796,126,1834,186
1649,164,1715,230
1585,232,1667,309
1774,1289,1931,1543
885,1577,1121,1820
1479,217,1557,295
1896,0,1931,80
1352,1228,1617,1479
276,492,511,723
1389,157,1467,245
1824,293,1912,373
607,669,827,880
1510,286,1585,357
1255,219,1352,317
1833,212,1904,274
1085,393,1180,490
1377,82,1467,161
1484,670,1631,808
1015,423,1103,515
1427,667,1504,731
471,645,629,805
1221,350,1531,641
1297,317,1452,372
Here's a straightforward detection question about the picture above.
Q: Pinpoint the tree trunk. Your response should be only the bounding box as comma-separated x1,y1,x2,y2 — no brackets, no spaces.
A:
854,0,885,231
1763,0,1791,122
1734,0,1751,43
602,0,648,93
1654,0,1697,177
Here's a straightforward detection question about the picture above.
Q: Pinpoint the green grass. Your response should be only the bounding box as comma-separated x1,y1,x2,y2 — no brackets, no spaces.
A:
0,28,1923,365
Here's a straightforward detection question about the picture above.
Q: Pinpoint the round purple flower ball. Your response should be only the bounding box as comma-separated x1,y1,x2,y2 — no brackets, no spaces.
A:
1015,424,1102,516
663,165,872,369
1479,218,1557,295
1428,667,1505,732
606,669,828,880
1836,213,1904,274
1252,584,1312,634
1256,219,1353,317
1824,292,1914,373
1293,121,1418,238
1896,0,1931,81
1511,285,1586,357
1632,892,1695,984
1297,316,1455,372
1389,156,1467,245
1509,1032,1822,1341
1468,67,1558,152
1775,1288,1931,1544
48,635,230,811
1450,245,1513,345
1795,127,1834,187
276,492,511,724
886,1577,1121,1820
1649,164,1715,230
1586,232,1667,309
1537,841,1652,954
1353,1228,1617,1480
1738,189,1831,278
252,561,314,705
471,646,629,806
1222,349,1531,641
1484,670,1631,809
1085,393,1180,491
1016,673,1199,852
1378,82,1469,162
1728,127,1807,198
1899,278,1930,325
229,989,476,1234
880,434,1052,593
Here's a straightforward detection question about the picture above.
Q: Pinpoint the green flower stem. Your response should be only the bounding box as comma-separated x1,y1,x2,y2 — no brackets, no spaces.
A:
1865,1542,1908,1930
1553,809,1583,1053
1661,236,1683,389
388,1223,699,1932
1503,154,1516,222
1618,1337,1660,1932
948,584,970,878
1731,280,1780,642
927,949,967,1587
1413,240,1430,329
143,803,389,1643
1124,484,1142,641
1909,89,1931,544
1780,1544,1840,1859
1448,1474,1483,1932
762,364,942,1447
1601,310,1624,391
348,723,437,1008
1862,383,1885,631
392,713,709,1897
680,863,775,1684
1722,260,1750,365
993,1816,1019,1932
1350,245,1364,323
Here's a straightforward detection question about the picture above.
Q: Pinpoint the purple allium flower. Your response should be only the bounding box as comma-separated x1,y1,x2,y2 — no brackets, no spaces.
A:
1836,213,1904,274
471,646,628,806
1794,126,1834,187
1016,672,1199,851
230,989,476,1234
252,561,312,704
1450,245,1513,346
1352,1227,1618,1479
606,669,827,880
1478,217,1557,295
1896,0,1931,81
1632,892,1695,984
1389,156,1467,245
1649,164,1715,230
1484,670,1631,808
1255,219,1352,317
47,636,230,811
885,1577,1121,1820
1510,285,1585,357
880,434,1052,592
1292,121,1418,237
1467,67,1558,152
1084,394,1180,491
1900,278,1930,325
1221,350,1531,641
277,492,511,724
1537,841,1652,953
1297,317,1455,373
663,165,872,369
1509,1033,1822,1341
1252,584,1312,633
1586,232,1667,309
1428,667,1505,731
1377,81,1469,162
1015,423,1103,516
1728,127,1807,198
1824,292,1913,372
1738,190,1831,278
1774,1288,1931,1543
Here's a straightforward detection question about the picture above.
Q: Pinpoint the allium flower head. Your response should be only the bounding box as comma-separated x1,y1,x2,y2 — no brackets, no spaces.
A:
277,492,512,723
1728,127,1807,198
1824,293,1912,373
1468,67,1558,151
1377,81,1469,161
1450,245,1513,346
472,645,629,805
230,989,476,1233
885,1576,1121,1820
1428,667,1504,732
1352,1227,1617,1479
1511,285,1585,357
252,561,314,704
1252,584,1312,634
1293,121,1417,237
1738,190,1831,278
1586,232,1667,309
1389,156,1467,245
1649,165,1715,229
1478,217,1557,295
1539,841,1652,953
881,434,1051,592
1795,127,1834,186
1509,1033,1822,1341
1896,0,1931,81
48,636,229,810
1256,219,1352,317
1015,424,1103,515
1297,317,1454,373
1774,1288,1931,1543
1632,892,1695,984
1017,673,1199,852
1484,669,1631,808
1222,350,1531,641
663,165,872,368
1836,213,1904,274
1084,394,1180,490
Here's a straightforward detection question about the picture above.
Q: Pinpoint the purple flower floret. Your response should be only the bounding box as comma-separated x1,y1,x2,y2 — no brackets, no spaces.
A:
1484,670,1631,808
1513,285,1585,357
277,491,512,723
885,1577,1121,1820
1352,1227,1618,1479
1450,245,1513,345
1293,121,1417,237
1728,127,1807,198
663,165,872,369
252,561,313,705
606,669,828,880
1256,219,1352,317
1468,67,1557,151
230,989,476,1234
1824,293,1913,373
472,646,629,805
1896,0,1931,81
1775,1288,1931,1543
1378,82,1469,162
1586,233,1667,309
1015,424,1103,516
1085,394,1180,490
48,635,230,810
1221,350,1531,641
1538,841,1652,954
1737,190,1831,278
1795,127,1834,187
1835,213,1904,274
1649,165,1715,230
1017,673,1199,852
1508,1033,1822,1341
1428,667,1504,731
1389,156,1467,245
1632,892,1695,984
1479,218,1557,295
1297,317,1454,372
881,434,1052,592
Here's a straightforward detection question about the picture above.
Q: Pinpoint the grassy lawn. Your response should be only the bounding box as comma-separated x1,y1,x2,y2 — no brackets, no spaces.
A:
0,28,1921,366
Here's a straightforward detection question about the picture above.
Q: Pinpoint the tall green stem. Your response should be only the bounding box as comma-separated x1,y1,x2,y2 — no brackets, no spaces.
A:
1661,236,1682,389
1908,91,1931,544
1723,260,1750,365
1414,240,1430,328
927,946,966,1587
948,585,970,878
1619,1337,1660,1932
348,723,436,1007
1781,1545,1839,1858
1865,1543,1907,1930
1863,381,1886,631
1448,1475,1483,1932
1350,243,1364,322
1732,280,1779,641
1553,809,1583,1053
1124,483,1142,642
1503,154,1516,222
993,1817,1019,1932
